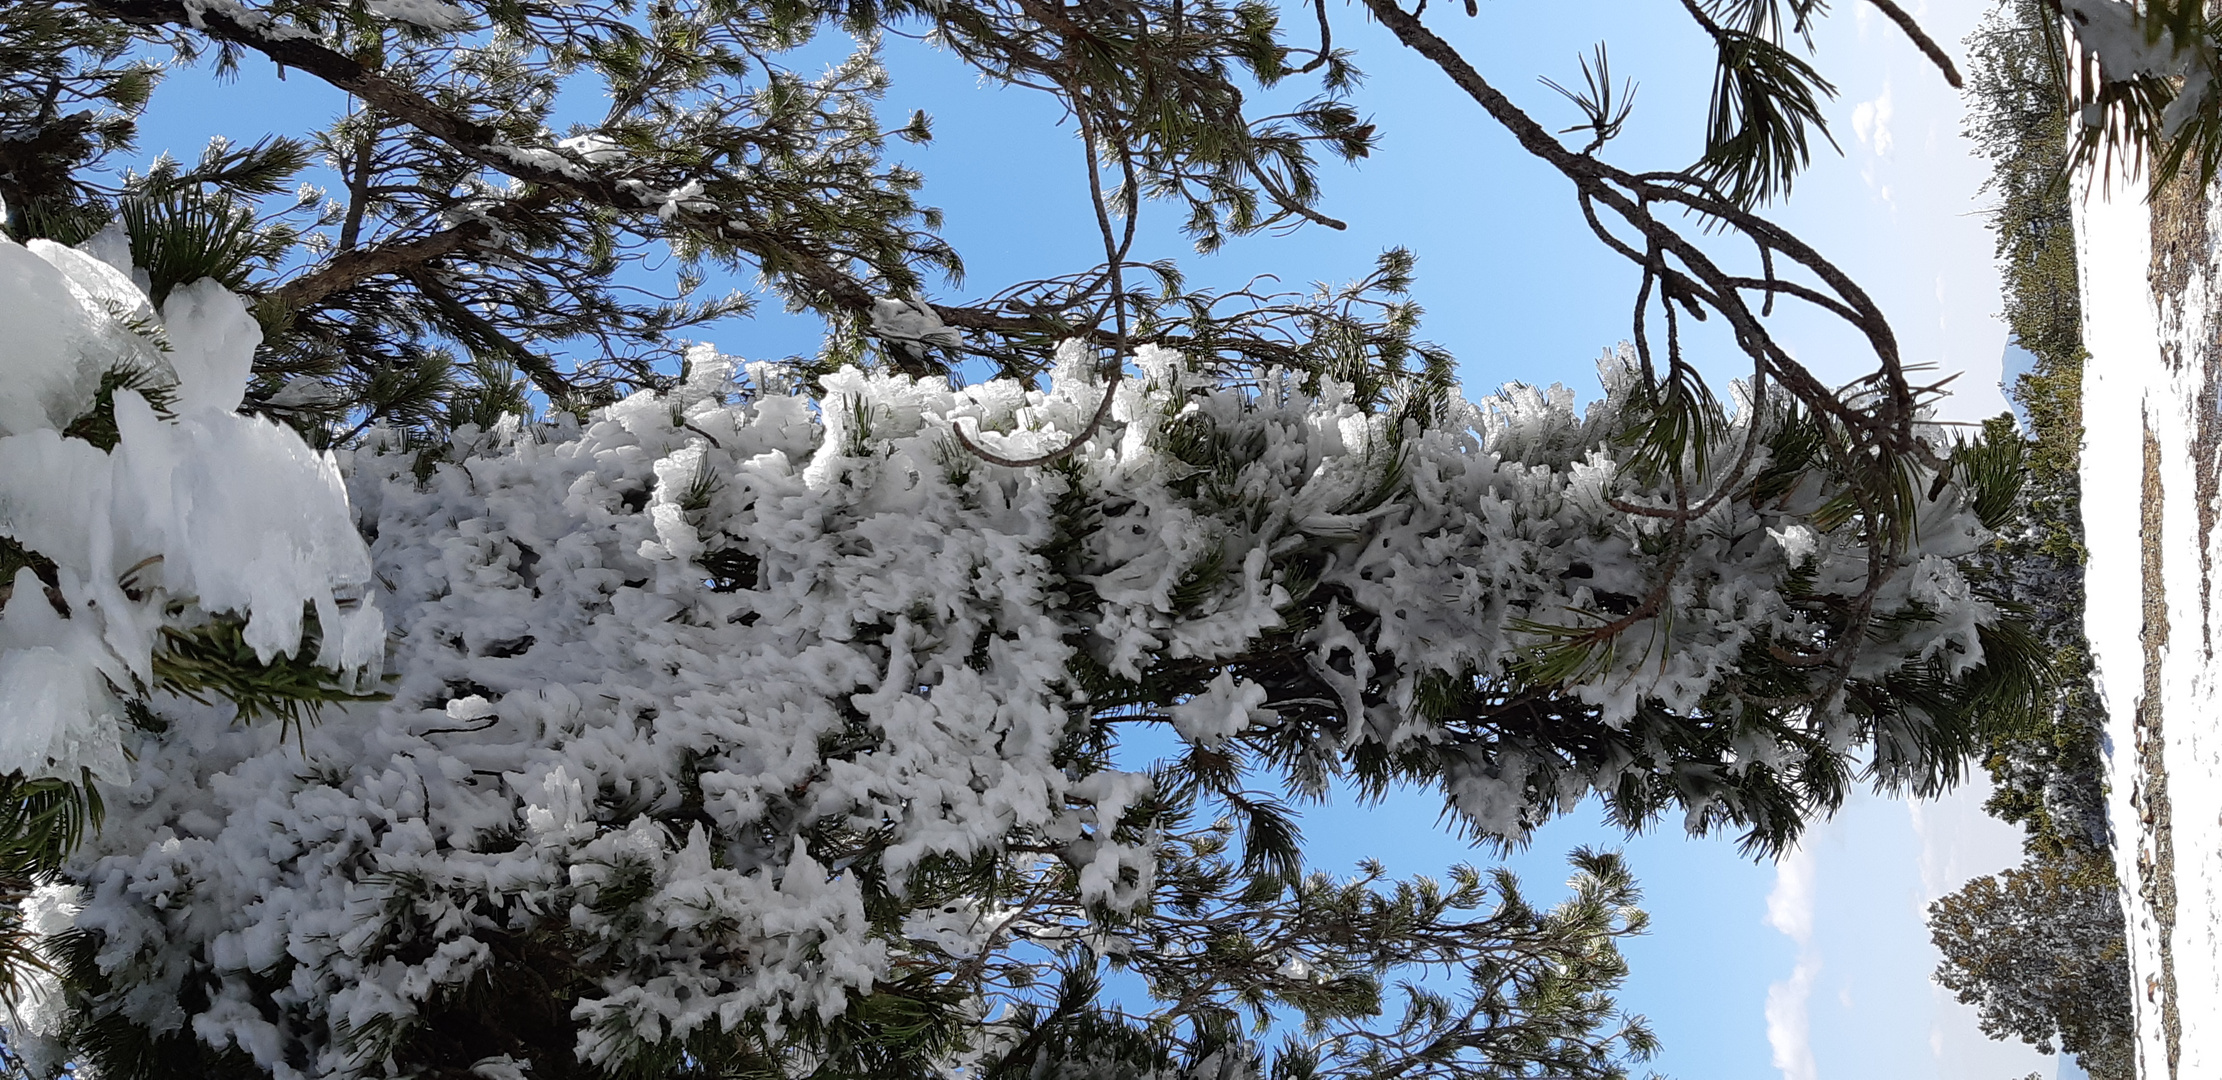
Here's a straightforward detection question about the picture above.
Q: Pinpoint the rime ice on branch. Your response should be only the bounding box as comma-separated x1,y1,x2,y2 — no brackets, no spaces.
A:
55,333,2019,1077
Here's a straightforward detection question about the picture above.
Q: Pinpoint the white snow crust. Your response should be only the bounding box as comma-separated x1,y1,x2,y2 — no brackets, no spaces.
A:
2075,155,2222,1077
870,297,963,355
5,883,82,1077
2061,0,2216,138
363,0,472,31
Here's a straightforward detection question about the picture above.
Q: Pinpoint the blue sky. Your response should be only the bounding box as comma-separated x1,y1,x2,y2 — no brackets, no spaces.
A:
123,1,2060,1077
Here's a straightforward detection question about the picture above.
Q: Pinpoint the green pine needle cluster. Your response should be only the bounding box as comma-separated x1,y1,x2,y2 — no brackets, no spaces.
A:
148,612,391,737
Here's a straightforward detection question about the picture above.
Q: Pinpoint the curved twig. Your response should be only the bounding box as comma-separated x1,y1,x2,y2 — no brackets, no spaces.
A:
1361,0,1958,724
1865,0,1965,89
1292,0,1336,74
955,105,1133,468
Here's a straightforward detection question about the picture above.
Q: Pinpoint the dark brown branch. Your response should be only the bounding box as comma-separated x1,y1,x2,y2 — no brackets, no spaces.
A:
1674,0,1727,41
337,111,377,252
1865,0,1965,89
95,0,508,173
1358,0,1911,442
1251,170,1351,231
1292,0,1334,74
956,105,1130,468
1627,173,1904,371
1724,274,1863,324
407,270,577,399
267,218,493,311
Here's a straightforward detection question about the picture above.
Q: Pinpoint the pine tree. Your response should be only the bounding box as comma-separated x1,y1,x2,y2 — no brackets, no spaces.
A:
1929,852,2133,1080
0,2,2049,1078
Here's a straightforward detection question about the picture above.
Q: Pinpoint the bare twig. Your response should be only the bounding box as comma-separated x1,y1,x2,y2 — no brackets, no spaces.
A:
1360,0,1951,725
1292,0,1335,74
1865,0,1965,89
957,106,1133,468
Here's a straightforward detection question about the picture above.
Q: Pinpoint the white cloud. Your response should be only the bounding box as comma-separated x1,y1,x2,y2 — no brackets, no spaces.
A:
1766,844,1822,1080
1909,775,2028,903
1852,83,1896,157
1767,952,1822,1080
1766,843,1817,946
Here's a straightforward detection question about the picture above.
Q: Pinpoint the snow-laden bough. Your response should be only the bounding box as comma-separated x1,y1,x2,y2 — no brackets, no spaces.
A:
0,232,2022,1078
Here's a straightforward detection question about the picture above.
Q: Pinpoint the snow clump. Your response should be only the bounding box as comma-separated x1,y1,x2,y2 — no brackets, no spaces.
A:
0,233,382,785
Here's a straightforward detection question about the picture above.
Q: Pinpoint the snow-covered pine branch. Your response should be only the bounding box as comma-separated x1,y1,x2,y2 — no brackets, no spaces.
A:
35,303,2025,1076
0,230,387,1075
0,2,2048,1074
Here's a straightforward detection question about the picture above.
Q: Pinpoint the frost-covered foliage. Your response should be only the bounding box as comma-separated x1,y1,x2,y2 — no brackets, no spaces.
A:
0,2,2054,1075
39,322,2022,1077
0,229,384,1074
0,232,381,785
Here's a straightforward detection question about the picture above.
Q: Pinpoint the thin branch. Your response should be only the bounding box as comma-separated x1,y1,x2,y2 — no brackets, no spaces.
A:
407,269,577,400
1292,0,1334,74
268,218,494,311
957,108,1132,468
1723,274,1864,323
1865,0,1965,89
1358,0,1910,441
337,105,377,252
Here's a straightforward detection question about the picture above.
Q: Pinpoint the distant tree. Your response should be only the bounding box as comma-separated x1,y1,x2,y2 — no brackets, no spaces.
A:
1929,851,2133,1080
